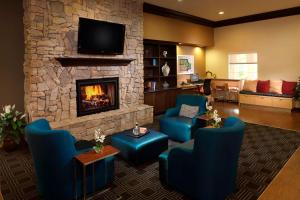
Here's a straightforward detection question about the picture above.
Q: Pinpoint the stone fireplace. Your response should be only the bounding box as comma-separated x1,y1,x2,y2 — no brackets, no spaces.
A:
76,77,119,117
23,0,153,139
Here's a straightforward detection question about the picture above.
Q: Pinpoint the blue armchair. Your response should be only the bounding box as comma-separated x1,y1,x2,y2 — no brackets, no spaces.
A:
25,119,115,200
159,94,207,142
159,117,245,200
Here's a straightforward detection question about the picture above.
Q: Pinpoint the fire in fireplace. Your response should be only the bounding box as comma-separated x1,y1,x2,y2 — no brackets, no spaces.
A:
76,77,119,117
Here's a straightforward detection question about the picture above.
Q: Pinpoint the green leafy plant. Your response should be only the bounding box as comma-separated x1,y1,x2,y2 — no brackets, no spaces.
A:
297,76,300,100
0,105,27,147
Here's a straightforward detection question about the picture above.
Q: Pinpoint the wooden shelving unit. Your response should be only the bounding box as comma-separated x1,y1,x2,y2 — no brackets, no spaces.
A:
143,39,177,91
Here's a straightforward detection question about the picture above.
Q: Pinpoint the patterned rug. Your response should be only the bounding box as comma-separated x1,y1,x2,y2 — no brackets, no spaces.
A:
1,118,300,200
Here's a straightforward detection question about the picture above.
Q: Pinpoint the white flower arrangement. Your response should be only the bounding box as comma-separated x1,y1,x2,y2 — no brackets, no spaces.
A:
205,103,222,128
0,105,27,148
206,101,213,112
211,110,222,128
93,128,106,153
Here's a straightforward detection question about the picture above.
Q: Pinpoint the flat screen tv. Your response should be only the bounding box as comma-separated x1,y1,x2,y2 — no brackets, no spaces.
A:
78,18,125,55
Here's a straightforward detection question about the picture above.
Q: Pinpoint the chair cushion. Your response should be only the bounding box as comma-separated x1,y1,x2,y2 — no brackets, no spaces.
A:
270,80,282,94
239,90,294,98
257,80,270,93
179,104,199,118
242,80,257,92
167,116,193,126
282,80,297,95
160,140,195,161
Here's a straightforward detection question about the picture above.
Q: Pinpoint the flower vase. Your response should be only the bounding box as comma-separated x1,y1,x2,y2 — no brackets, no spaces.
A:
93,145,104,154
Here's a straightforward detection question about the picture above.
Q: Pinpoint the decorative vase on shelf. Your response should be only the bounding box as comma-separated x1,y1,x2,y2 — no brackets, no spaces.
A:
163,50,168,58
162,81,169,89
161,62,170,76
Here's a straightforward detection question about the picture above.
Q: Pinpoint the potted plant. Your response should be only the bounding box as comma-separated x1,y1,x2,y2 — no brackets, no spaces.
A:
0,105,27,152
297,76,300,100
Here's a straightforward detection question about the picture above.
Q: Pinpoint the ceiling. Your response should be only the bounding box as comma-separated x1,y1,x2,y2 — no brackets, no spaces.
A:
144,0,300,21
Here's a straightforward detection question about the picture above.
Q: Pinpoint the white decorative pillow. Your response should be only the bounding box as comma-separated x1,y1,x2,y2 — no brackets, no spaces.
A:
179,104,199,118
242,80,257,92
270,80,282,94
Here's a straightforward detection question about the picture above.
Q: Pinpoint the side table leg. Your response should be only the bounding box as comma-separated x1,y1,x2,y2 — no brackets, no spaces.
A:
74,160,77,200
83,165,86,200
93,163,95,192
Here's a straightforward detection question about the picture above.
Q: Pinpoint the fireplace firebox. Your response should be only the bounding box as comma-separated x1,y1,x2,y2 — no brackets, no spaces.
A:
76,77,119,117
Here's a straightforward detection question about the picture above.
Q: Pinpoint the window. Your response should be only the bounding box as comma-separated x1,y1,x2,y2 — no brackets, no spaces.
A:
228,53,258,80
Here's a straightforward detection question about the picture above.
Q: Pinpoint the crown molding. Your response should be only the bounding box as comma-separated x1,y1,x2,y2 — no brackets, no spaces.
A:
143,3,300,28
215,6,300,27
143,3,215,27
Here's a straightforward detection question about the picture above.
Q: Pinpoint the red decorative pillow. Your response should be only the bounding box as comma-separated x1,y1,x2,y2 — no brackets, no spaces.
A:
282,80,297,95
257,80,270,93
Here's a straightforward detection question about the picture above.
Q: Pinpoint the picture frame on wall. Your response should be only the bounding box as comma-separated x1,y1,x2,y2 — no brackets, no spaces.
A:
177,55,194,74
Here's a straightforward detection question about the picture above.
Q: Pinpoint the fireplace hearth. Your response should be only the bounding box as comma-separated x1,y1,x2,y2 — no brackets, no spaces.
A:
76,78,119,117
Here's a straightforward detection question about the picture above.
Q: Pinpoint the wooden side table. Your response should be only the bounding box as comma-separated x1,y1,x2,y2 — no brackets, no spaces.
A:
75,145,120,200
198,114,213,122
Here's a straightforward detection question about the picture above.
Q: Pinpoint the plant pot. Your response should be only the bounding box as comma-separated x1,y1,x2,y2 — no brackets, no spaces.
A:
2,137,17,152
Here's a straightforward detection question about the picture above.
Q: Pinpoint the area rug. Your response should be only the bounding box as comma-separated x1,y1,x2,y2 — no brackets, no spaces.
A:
1,120,300,200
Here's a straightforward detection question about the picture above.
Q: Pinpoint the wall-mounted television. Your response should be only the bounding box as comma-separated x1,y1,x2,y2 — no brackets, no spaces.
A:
78,18,125,55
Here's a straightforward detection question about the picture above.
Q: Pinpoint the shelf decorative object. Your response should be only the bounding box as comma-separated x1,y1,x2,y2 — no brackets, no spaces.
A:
162,81,169,88
163,50,168,58
161,62,170,77
152,59,157,66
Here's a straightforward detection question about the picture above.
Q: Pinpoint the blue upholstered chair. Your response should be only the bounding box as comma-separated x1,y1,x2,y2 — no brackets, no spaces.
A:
25,119,115,200
159,117,245,200
159,94,207,142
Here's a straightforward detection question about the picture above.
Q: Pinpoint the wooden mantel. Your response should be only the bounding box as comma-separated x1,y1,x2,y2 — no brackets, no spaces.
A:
55,57,136,67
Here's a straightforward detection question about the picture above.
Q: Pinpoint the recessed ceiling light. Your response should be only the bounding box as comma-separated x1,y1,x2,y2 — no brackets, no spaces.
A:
177,0,183,2
218,11,224,15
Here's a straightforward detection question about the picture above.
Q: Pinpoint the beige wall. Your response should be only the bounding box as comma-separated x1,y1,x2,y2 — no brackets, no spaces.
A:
144,13,214,47
206,15,300,81
177,45,206,84
0,0,24,111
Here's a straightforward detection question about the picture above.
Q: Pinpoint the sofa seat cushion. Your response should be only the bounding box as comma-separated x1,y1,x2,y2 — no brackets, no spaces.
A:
168,116,193,125
240,90,294,98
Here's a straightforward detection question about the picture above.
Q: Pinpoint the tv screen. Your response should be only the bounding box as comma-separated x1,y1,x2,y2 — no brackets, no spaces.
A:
78,18,125,55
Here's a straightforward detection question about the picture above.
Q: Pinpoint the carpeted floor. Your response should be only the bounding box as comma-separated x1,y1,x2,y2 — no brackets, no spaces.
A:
1,117,300,200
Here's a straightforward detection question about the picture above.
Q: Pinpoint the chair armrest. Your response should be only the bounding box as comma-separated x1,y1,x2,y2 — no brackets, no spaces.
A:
71,135,77,144
164,106,180,117
192,112,206,125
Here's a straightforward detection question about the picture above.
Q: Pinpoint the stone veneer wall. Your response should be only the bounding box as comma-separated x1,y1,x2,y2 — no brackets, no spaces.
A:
23,0,153,139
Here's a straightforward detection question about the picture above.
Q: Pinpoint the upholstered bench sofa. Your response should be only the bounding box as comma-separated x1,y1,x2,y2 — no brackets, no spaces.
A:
239,80,296,111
